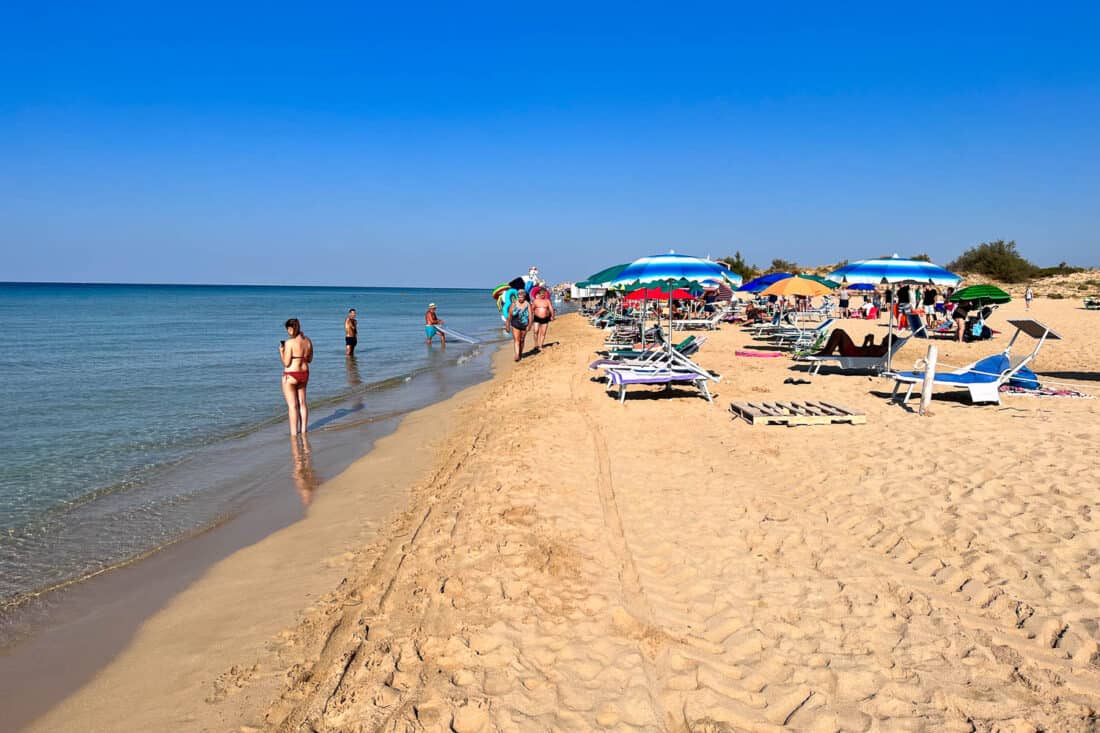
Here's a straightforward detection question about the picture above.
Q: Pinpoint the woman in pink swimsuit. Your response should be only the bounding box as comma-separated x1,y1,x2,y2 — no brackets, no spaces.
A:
280,318,313,436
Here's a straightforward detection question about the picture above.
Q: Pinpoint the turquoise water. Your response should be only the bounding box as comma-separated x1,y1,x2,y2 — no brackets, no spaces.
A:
0,283,507,614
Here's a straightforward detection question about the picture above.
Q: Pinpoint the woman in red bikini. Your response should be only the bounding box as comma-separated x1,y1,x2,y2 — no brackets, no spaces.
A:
280,318,313,436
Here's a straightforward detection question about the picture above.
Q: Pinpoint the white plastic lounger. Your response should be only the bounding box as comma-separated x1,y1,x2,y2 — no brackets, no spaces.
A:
590,337,706,370
888,319,1060,405
770,318,834,348
672,307,729,331
796,321,926,375
604,367,718,403
601,346,721,403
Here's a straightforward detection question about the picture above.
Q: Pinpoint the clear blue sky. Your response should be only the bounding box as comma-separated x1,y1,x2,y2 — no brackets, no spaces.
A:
2,2,1098,286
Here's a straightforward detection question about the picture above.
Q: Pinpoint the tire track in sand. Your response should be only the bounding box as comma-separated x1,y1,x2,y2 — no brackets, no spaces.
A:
569,371,670,728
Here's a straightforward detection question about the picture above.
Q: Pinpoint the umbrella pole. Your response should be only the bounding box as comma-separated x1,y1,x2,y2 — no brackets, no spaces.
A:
668,285,673,354
887,284,895,372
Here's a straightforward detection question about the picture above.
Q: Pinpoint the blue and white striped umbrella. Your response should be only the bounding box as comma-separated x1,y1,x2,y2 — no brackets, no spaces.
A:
609,252,742,289
828,254,961,287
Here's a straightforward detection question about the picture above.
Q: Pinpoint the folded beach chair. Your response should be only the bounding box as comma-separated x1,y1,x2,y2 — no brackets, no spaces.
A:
672,305,730,331
590,336,705,370
599,345,721,403
888,319,1060,405
771,318,834,349
795,321,926,375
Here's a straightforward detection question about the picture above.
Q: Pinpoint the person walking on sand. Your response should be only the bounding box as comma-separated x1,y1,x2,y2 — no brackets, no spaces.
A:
425,303,446,346
344,308,358,356
1025,286,1034,311
531,287,555,352
507,288,532,361
280,318,313,436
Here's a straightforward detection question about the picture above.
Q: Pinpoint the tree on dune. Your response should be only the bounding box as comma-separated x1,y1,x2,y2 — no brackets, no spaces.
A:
719,251,759,281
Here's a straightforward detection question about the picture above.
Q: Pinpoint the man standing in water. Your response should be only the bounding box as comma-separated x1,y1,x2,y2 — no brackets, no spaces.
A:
425,303,446,346
344,308,358,356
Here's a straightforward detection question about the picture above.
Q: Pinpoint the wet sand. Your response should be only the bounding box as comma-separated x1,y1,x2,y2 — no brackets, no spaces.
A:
24,299,1100,731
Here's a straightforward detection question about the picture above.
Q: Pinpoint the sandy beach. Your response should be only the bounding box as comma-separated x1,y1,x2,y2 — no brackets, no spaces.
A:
24,298,1100,731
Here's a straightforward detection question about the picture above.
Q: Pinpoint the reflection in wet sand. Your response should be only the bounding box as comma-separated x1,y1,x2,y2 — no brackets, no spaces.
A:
290,435,318,506
347,357,365,410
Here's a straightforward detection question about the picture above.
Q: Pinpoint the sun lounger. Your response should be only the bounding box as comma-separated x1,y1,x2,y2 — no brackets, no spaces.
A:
590,336,705,370
888,319,1060,405
672,306,730,331
605,367,717,403
598,342,721,403
796,321,926,375
769,318,834,349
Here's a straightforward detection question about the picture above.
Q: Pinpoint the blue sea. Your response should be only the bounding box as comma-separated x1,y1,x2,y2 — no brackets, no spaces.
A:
0,283,509,630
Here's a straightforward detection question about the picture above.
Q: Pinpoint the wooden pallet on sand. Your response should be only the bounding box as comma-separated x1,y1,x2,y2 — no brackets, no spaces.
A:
729,400,866,427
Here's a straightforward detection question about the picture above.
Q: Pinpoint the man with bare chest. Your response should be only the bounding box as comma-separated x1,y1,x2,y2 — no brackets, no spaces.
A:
345,308,358,356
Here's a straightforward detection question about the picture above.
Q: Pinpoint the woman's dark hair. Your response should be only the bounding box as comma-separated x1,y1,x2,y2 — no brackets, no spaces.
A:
285,318,301,335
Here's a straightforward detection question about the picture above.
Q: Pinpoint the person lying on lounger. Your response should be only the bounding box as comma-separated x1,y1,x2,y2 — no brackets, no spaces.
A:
812,329,894,357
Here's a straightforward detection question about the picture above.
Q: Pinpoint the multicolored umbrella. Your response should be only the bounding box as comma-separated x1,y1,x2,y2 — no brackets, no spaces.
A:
609,253,736,351
609,252,741,289
828,254,961,286
828,255,961,371
948,284,1011,306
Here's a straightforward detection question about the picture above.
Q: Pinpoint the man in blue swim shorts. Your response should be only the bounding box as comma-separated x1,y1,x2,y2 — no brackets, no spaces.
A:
425,303,446,346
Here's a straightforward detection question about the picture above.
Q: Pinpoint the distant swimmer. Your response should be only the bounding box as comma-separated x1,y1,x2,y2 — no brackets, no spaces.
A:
531,287,555,352
425,303,446,346
280,318,313,436
345,308,358,356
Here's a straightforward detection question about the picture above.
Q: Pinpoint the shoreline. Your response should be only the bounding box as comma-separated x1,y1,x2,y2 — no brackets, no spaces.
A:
9,342,511,732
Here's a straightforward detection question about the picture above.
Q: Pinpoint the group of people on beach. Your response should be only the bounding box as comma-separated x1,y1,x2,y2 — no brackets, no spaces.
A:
278,292,556,435
504,287,556,361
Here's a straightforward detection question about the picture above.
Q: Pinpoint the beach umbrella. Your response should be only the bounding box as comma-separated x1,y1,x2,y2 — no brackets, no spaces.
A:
738,272,793,293
847,283,876,291
609,253,733,352
624,286,698,301
828,255,961,371
948,284,1011,306
827,255,961,287
610,252,740,289
759,275,834,297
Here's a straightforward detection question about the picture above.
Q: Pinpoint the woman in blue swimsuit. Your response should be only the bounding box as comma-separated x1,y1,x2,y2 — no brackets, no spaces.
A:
507,289,532,361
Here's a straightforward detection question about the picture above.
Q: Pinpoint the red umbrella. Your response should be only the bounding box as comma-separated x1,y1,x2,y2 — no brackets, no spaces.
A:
624,286,697,301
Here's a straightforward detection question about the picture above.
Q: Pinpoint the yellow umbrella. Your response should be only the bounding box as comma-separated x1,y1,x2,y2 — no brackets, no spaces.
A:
759,275,834,297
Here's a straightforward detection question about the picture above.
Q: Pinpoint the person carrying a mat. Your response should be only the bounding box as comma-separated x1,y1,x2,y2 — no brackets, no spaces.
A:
425,303,446,346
